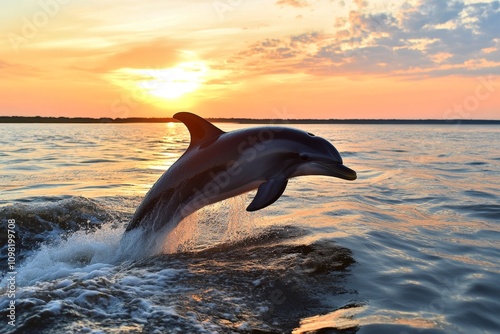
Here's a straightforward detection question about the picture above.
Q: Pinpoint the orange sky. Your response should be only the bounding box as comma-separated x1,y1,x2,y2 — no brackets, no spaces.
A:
1,0,499,119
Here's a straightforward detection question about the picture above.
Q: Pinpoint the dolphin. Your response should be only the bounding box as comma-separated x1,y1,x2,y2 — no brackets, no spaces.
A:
125,112,356,235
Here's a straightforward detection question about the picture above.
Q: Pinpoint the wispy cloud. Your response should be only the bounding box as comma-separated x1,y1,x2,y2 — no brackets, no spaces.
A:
91,39,186,73
275,0,311,8
0,59,42,78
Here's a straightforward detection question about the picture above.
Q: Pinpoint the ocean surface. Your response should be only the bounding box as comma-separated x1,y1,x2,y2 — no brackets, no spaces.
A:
0,122,499,334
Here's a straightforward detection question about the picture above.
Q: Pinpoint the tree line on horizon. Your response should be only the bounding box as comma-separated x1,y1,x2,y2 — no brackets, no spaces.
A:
0,116,499,125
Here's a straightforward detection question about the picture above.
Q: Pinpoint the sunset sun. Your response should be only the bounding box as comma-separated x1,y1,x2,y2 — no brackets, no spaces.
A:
137,61,208,100
106,61,208,107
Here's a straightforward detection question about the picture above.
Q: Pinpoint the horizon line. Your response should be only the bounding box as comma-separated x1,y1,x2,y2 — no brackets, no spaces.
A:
0,116,499,125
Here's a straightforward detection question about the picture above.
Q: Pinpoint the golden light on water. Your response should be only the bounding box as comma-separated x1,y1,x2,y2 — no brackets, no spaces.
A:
293,306,442,333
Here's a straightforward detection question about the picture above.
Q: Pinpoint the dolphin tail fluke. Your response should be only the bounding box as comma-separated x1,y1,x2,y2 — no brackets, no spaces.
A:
246,178,288,211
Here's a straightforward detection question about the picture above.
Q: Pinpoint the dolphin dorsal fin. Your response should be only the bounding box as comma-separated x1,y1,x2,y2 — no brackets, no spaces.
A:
174,112,225,149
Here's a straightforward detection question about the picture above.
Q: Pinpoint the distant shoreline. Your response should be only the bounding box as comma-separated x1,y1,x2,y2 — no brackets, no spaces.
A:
0,116,499,125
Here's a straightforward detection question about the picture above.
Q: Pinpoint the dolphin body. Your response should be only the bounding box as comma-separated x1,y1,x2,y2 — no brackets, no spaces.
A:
125,112,356,236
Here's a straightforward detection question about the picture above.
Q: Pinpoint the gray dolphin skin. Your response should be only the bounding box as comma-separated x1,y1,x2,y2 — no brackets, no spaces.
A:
125,112,356,234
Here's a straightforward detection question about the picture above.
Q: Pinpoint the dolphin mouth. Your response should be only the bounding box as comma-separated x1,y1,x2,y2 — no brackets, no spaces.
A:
317,161,357,181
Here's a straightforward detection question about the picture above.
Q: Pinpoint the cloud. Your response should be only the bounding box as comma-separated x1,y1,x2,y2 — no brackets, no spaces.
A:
0,59,42,78
91,39,185,73
275,0,310,8
229,0,500,78
400,0,464,31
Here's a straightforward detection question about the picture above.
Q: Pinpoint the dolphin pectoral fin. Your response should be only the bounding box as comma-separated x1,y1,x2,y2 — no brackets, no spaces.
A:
246,178,288,212
174,112,225,150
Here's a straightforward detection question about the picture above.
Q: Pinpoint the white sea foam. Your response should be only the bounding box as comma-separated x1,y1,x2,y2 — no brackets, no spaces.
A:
7,224,124,287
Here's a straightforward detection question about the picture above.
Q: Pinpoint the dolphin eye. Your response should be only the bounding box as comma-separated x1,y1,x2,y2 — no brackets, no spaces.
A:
300,154,310,161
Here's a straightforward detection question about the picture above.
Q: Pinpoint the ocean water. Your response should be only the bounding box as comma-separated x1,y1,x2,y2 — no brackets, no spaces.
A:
0,122,499,334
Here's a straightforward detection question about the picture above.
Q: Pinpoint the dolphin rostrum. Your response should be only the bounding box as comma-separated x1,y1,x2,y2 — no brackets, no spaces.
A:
125,112,356,236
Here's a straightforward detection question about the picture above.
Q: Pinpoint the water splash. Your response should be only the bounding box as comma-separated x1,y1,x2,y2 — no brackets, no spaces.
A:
2,223,124,287
164,194,260,253
3,194,261,287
